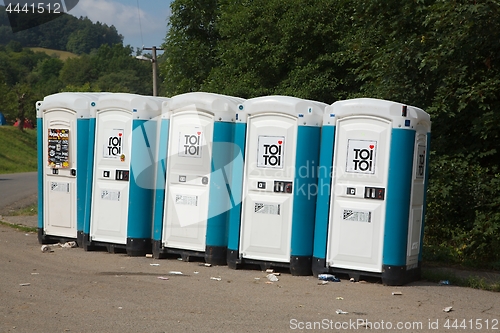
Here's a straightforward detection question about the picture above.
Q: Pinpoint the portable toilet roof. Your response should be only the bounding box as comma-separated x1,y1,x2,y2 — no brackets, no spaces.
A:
38,92,98,119
97,93,162,120
162,92,245,121
324,98,430,130
237,95,326,126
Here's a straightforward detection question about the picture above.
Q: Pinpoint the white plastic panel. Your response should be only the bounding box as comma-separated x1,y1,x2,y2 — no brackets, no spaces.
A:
43,109,77,238
90,110,132,244
239,113,297,262
326,116,392,272
406,128,428,268
162,111,214,251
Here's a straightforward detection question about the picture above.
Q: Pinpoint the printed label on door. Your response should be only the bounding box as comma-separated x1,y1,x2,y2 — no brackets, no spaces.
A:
254,203,281,215
416,145,426,179
175,194,198,206
342,209,372,223
50,182,69,192
101,190,120,201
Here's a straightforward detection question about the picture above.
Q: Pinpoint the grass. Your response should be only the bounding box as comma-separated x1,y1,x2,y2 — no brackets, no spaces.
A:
422,263,500,292
0,126,38,174
0,220,37,233
7,203,37,216
29,47,78,60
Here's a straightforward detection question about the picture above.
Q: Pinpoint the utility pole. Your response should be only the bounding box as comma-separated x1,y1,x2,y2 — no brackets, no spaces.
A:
142,46,164,96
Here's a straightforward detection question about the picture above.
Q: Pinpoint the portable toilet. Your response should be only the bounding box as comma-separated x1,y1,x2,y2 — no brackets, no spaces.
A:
82,93,162,256
152,92,245,265
312,98,431,285
226,95,326,275
36,92,98,245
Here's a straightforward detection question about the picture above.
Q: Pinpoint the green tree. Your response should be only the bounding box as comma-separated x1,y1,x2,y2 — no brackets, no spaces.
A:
208,0,356,101
160,0,220,96
0,73,16,124
341,0,500,266
59,44,153,95
59,54,97,86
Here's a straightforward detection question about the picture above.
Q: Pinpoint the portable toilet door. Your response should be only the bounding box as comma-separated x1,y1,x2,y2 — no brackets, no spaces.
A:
152,92,244,265
36,92,96,245
227,96,326,276
85,93,162,256
312,98,431,285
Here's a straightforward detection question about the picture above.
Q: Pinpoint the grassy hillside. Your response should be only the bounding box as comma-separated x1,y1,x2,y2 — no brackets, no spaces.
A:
29,47,78,60
0,126,37,174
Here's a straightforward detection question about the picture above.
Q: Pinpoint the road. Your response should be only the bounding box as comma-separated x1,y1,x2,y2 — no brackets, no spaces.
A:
0,173,499,332
1,225,499,333
0,172,37,215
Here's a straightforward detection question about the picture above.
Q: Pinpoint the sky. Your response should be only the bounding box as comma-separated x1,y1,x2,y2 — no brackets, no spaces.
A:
69,0,172,54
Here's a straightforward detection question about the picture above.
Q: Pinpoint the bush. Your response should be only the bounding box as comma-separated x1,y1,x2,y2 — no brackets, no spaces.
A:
424,154,500,268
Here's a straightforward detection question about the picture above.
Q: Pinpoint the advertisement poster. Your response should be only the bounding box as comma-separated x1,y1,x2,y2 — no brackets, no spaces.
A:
47,128,70,168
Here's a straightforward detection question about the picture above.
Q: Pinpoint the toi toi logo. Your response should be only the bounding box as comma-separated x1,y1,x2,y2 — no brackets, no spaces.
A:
179,131,202,158
352,146,374,172
346,140,377,174
258,136,285,169
104,130,123,158
5,1,80,33
262,142,283,167
416,145,426,178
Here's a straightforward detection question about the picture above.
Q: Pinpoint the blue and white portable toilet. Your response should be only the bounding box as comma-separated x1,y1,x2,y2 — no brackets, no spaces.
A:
312,98,431,285
82,93,163,256
152,92,244,265
36,93,98,245
227,96,326,276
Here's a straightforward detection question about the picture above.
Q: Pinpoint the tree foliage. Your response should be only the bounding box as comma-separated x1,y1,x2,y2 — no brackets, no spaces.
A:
161,0,500,267
0,43,154,126
161,0,220,95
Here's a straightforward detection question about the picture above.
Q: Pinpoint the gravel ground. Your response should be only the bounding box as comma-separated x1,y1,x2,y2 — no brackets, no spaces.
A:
0,219,499,333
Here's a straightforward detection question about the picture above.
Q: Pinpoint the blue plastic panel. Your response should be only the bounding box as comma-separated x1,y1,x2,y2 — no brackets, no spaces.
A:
382,129,415,266
37,117,44,229
290,126,321,256
76,118,90,235
312,125,335,260
127,119,156,239
206,122,234,247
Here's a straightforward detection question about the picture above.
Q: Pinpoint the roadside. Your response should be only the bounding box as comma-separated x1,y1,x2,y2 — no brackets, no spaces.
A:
1,203,499,293
1,220,499,333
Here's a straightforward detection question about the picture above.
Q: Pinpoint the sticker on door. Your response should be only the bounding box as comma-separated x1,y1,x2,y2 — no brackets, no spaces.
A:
175,194,198,206
257,136,285,169
47,128,70,168
254,202,281,215
103,129,124,159
101,190,121,201
342,209,372,223
346,139,377,174
178,128,203,158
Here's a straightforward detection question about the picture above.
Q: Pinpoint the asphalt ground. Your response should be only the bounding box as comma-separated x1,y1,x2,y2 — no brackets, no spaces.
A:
0,173,499,332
